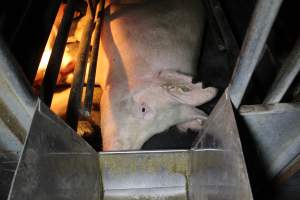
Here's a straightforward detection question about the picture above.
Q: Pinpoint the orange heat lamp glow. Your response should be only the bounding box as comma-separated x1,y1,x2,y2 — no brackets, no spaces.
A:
34,4,74,87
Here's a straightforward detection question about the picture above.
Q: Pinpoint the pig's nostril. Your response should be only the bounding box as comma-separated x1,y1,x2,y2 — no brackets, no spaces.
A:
142,107,146,112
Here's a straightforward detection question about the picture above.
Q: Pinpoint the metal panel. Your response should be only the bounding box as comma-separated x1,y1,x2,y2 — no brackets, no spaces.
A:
100,150,189,200
189,150,250,200
99,149,253,200
0,151,18,200
240,102,300,177
190,90,253,200
7,99,102,200
0,38,36,150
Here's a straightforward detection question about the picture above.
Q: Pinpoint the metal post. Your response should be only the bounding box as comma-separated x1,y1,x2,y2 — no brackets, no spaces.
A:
229,0,283,108
40,0,76,106
66,10,95,129
263,37,300,104
82,0,105,117
207,0,240,71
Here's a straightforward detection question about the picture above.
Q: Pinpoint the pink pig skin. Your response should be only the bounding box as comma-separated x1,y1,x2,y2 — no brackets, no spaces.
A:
96,0,217,150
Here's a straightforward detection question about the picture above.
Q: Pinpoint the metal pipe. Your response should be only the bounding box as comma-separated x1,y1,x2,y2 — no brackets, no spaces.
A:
82,0,105,117
40,0,76,106
263,38,300,104
208,0,239,72
66,12,95,129
229,0,283,108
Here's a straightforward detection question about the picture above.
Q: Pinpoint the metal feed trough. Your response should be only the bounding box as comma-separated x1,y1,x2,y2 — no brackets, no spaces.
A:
1,0,300,199
6,91,252,200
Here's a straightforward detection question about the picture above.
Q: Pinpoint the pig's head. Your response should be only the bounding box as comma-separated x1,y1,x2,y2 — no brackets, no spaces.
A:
100,70,217,151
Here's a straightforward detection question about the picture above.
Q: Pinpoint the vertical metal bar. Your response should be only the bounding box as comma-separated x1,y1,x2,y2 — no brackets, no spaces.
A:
88,0,96,18
229,0,283,108
66,11,95,129
203,0,226,51
8,0,62,83
208,0,240,72
82,0,105,117
40,0,76,106
263,38,300,104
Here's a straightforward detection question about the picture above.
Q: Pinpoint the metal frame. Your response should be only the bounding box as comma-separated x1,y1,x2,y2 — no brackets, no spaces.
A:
65,4,95,129
263,37,300,104
2,0,300,198
227,0,300,185
229,0,283,108
240,103,300,178
40,0,77,106
83,0,106,117
7,91,253,200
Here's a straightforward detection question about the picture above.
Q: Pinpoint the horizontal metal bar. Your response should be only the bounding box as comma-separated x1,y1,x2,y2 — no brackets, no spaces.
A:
40,0,76,106
66,13,95,129
229,0,283,108
82,0,105,117
263,37,300,104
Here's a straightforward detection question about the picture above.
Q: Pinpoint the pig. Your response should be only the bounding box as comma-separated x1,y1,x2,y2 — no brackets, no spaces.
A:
97,0,217,150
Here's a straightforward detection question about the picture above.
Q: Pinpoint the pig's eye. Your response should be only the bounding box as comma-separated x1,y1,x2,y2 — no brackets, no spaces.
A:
140,103,148,113
137,102,154,120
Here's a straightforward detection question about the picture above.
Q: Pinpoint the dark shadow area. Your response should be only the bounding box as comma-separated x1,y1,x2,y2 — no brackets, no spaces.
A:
235,111,273,200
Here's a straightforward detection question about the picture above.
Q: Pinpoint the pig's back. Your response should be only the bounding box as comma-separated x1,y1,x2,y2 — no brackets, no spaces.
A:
97,0,205,90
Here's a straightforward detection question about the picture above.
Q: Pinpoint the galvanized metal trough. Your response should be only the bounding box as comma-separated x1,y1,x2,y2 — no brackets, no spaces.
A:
6,90,253,200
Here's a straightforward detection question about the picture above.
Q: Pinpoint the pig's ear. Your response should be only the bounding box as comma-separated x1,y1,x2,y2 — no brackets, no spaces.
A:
159,70,218,106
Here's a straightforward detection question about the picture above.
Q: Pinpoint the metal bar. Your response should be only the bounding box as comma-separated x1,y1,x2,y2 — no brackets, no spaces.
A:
263,37,300,104
66,12,95,129
3,0,34,46
40,0,76,106
88,0,96,18
208,0,240,72
203,0,226,52
229,0,283,108
82,0,105,117
9,0,62,83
